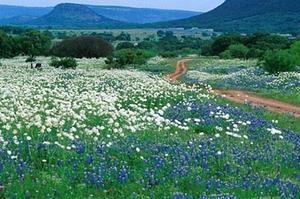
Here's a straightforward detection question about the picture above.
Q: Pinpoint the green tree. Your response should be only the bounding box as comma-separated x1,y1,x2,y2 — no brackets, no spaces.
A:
263,50,297,74
0,30,11,57
290,40,300,65
219,50,232,59
18,30,51,56
211,34,244,55
116,42,135,50
157,30,165,37
227,44,249,59
116,32,131,41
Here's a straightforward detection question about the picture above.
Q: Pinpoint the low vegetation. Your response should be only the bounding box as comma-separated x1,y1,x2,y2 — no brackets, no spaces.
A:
0,30,51,58
184,57,300,105
0,57,299,198
105,49,155,69
49,57,78,69
51,36,113,58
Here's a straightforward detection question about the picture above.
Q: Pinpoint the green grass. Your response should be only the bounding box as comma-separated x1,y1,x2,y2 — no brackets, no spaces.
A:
186,57,258,69
255,90,300,106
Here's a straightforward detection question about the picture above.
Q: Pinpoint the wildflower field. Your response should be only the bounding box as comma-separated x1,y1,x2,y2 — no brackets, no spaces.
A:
184,58,300,105
0,57,299,198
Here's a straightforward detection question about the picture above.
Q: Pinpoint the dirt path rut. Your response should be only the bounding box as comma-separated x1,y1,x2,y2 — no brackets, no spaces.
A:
167,59,300,117
165,59,191,82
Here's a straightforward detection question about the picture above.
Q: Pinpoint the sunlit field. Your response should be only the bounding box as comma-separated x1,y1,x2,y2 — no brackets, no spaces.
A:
0,57,299,198
183,58,300,105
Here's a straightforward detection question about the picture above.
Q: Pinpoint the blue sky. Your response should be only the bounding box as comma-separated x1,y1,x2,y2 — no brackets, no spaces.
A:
0,0,224,12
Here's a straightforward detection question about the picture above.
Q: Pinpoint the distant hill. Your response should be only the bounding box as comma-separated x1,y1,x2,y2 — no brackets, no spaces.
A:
0,4,200,26
0,15,40,25
0,4,51,19
28,3,129,28
157,0,300,34
87,5,200,24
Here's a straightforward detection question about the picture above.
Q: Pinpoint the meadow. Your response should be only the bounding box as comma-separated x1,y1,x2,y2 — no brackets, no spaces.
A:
183,57,300,105
0,57,299,198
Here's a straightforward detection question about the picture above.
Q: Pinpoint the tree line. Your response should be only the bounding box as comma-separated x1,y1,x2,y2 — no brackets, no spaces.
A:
1,27,299,73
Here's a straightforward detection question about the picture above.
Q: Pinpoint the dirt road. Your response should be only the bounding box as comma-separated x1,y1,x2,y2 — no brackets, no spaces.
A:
167,59,300,117
214,90,300,117
165,59,191,82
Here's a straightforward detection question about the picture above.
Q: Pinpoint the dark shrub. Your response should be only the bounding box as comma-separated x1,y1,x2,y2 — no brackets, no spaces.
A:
263,50,297,74
211,34,244,55
50,57,77,69
52,36,113,58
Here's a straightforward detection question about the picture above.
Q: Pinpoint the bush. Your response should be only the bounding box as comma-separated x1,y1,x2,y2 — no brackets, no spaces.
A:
263,50,297,74
50,57,77,69
227,44,249,59
105,49,155,69
51,36,113,58
219,50,232,59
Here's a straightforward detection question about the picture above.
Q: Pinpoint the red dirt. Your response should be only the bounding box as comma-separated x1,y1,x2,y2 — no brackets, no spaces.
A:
165,59,191,82
214,90,300,117
167,59,300,117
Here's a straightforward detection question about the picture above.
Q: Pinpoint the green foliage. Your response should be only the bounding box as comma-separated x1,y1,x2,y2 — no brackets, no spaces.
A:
137,41,156,50
116,32,131,41
290,40,300,64
211,34,244,55
159,51,178,58
51,36,113,58
105,49,155,69
157,30,165,37
136,32,206,58
0,26,31,35
0,29,51,58
116,42,135,50
219,50,232,59
224,44,249,59
0,30,14,58
17,30,52,56
263,50,297,74
50,57,77,69
206,33,291,60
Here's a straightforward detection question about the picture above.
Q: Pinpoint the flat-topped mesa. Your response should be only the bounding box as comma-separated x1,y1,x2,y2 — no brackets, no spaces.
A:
29,3,127,27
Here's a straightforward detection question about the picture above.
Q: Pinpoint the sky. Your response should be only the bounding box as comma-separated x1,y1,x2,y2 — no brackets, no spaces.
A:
0,0,224,12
